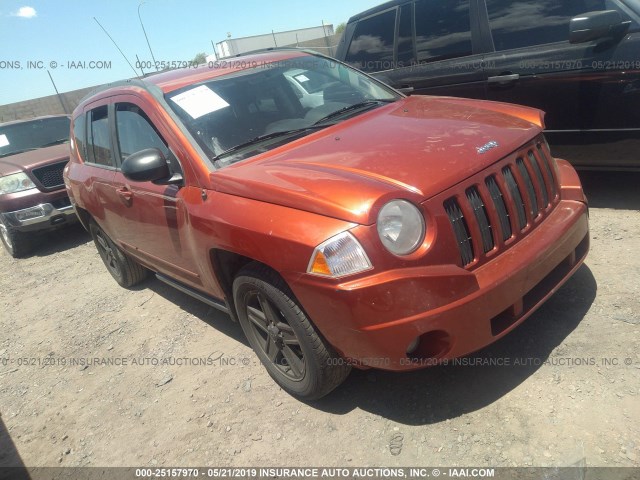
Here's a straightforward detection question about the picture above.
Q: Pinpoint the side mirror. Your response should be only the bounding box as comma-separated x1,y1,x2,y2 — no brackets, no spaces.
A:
570,10,631,44
121,148,182,185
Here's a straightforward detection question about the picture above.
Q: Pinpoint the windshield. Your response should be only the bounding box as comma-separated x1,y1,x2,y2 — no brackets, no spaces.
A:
165,55,400,166
0,116,70,158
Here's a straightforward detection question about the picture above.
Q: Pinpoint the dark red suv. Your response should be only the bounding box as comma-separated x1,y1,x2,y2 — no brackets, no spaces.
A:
0,115,77,257
64,51,589,399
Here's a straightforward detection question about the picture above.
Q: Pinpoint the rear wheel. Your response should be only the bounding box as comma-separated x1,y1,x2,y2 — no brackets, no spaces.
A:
89,221,148,288
0,218,32,258
233,264,350,400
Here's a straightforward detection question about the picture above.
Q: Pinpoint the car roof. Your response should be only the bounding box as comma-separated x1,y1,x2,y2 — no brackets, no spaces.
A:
347,0,409,23
74,49,318,113
145,49,310,94
0,114,70,128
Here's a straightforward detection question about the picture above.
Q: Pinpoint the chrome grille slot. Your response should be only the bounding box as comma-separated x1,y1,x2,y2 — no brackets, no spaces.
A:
502,166,527,230
516,157,538,217
466,186,494,253
444,198,474,266
528,150,549,208
485,176,512,241
537,144,557,198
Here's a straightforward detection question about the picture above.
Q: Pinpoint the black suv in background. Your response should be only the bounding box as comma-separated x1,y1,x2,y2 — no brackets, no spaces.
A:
336,0,640,169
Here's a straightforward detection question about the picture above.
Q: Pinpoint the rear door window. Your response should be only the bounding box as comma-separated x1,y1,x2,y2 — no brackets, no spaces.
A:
414,0,473,63
345,9,397,72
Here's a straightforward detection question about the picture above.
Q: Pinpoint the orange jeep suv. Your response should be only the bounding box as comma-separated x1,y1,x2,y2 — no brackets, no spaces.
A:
64,51,589,399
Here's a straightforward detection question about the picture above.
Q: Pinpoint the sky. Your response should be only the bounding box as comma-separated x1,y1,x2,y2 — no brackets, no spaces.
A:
0,0,383,105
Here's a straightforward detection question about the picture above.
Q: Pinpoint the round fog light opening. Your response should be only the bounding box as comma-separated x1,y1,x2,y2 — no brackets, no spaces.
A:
408,330,452,360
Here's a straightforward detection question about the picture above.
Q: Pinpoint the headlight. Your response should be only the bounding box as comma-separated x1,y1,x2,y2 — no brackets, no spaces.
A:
377,200,425,255
307,231,372,278
0,172,36,195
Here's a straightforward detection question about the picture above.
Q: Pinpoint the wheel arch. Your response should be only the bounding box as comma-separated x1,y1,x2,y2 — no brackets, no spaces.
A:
73,205,92,232
209,249,287,322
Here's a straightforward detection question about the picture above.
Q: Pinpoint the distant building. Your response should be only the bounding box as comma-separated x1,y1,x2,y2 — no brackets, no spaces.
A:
214,24,334,59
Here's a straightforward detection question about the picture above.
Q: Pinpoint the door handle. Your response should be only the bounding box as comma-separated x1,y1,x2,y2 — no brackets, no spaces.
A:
116,187,133,206
488,73,520,85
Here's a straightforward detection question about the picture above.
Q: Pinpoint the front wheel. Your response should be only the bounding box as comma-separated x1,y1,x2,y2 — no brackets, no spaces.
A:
0,218,32,258
89,221,148,288
233,264,350,400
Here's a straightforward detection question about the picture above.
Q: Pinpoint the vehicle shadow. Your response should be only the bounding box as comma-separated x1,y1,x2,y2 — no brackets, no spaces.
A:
0,418,29,479
131,262,595,424
28,223,91,258
578,170,640,210
142,277,249,348
312,264,597,425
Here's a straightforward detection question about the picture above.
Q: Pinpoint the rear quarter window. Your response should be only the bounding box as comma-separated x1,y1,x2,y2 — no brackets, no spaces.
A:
87,105,116,168
72,115,86,162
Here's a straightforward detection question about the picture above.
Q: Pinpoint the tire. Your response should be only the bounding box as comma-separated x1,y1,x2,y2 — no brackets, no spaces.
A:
0,218,32,258
233,264,350,400
89,221,148,288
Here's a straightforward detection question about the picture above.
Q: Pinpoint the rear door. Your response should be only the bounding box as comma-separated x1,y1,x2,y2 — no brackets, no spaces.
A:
480,0,640,167
80,102,118,234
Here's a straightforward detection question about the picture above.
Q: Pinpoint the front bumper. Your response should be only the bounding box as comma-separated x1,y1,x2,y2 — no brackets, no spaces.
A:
1,199,77,233
289,198,589,371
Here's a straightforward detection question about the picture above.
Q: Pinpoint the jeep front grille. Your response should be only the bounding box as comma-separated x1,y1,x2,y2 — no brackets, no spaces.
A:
31,160,68,189
444,138,558,268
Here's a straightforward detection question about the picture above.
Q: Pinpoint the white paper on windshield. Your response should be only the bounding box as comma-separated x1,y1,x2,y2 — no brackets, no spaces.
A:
295,74,310,83
170,85,229,119
0,134,9,148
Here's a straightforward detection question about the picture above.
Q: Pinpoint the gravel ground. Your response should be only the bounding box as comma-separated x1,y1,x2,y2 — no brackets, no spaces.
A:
0,171,638,468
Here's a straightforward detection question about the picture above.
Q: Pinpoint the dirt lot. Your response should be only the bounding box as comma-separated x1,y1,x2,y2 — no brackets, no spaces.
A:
0,171,638,469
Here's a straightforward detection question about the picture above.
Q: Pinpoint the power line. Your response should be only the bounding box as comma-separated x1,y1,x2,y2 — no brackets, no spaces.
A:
93,17,140,78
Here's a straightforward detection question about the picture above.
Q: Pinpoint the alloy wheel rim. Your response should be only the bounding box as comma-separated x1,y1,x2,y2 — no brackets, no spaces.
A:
95,231,121,276
0,221,12,251
245,291,305,381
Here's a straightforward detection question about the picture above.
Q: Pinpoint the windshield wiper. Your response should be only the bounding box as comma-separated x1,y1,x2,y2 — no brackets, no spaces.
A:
313,99,397,126
0,139,68,158
39,138,69,148
213,125,333,161
0,147,39,159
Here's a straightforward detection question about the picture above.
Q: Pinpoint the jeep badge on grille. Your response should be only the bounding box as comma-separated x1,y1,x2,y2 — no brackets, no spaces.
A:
476,141,499,154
